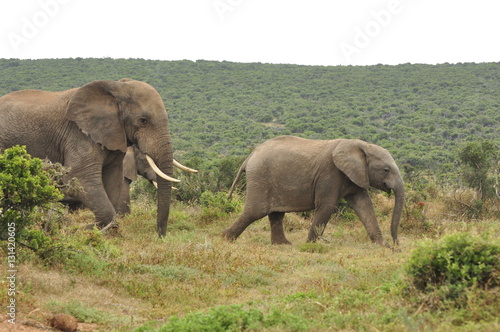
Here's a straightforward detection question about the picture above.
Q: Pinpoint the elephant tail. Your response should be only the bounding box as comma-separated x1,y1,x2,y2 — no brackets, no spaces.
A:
228,159,247,200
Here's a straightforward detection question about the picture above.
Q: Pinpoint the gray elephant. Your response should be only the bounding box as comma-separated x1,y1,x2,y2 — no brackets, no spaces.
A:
0,78,194,236
222,135,405,247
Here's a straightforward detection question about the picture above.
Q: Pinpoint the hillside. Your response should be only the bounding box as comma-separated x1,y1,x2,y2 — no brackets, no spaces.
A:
1,58,499,176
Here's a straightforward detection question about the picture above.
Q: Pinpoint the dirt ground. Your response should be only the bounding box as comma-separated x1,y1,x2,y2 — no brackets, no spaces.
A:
1,314,98,331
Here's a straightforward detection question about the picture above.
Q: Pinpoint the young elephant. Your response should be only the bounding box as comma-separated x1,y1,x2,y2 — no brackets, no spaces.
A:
223,135,405,247
118,146,160,214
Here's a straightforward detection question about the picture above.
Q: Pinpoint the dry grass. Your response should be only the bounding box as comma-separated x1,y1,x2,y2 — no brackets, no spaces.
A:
1,192,499,331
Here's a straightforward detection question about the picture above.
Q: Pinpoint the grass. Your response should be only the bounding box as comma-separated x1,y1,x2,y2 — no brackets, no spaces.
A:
1,190,499,331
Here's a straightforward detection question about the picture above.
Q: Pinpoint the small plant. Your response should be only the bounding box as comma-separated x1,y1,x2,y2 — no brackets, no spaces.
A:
405,233,499,305
298,242,329,253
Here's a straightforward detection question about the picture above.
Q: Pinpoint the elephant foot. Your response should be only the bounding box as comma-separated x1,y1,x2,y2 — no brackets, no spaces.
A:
271,238,292,245
84,220,119,234
316,236,330,243
384,239,402,252
101,220,119,233
84,223,98,230
306,236,318,243
221,229,239,242
369,235,387,247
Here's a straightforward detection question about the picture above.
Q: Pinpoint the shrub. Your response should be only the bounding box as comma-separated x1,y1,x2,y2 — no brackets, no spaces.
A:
135,304,308,332
442,188,484,220
199,191,242,222
0,146,63,239
405,233,499,301
457,139,499,199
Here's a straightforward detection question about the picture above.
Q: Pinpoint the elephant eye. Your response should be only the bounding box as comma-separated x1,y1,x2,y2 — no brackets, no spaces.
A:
139,117,148,125
384,168,390,174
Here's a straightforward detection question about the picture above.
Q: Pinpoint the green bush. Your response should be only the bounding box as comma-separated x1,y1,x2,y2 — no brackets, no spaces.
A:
406,233,499,298
199,191,242,222
135,304,308,332
0,146,63,239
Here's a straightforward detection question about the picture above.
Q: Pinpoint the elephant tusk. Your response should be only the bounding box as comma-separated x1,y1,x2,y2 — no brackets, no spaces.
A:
146,155,181,183
173,159,198,173
153,181,177,190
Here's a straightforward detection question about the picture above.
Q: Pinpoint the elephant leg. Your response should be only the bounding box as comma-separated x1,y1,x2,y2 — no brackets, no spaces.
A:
76,177,117,228
345,191,384,245
66,164,117,228
269,212,291,245
102,154,127,215
306,205,336,242
222,209,267,241
114,179,131,215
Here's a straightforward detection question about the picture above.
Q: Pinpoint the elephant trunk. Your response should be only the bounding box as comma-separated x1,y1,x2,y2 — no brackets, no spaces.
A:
156,176,172,237
155,149,174,237
140,135,174,237
390,179,405,246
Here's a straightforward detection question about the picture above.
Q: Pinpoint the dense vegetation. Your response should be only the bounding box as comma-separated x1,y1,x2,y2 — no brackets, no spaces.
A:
0,59,499,331
1,58,499,180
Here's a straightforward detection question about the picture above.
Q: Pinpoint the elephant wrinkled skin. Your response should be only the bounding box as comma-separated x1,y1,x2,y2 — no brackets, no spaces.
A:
0,79,180,236
223,135,405,247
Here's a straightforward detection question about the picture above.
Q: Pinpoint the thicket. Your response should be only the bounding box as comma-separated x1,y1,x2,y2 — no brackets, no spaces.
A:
1,59,498,221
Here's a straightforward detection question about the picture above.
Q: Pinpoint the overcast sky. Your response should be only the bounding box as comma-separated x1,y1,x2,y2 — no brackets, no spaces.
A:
0,0,498,66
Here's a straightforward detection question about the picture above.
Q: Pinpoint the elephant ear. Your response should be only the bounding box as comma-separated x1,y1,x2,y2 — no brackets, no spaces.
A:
123,146,138,182
66,80,128,153
332,140,370,189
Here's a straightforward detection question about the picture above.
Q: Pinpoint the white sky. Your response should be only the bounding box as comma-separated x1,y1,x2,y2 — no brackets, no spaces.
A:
0,0,499,66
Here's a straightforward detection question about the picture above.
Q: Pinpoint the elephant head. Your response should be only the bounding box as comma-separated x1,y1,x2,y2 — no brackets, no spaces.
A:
123,146,158,187
332,140,405,245
66,78,178,236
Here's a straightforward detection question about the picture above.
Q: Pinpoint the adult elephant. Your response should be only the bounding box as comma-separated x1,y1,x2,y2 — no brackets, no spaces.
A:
0,78,191,236
223,136,405,247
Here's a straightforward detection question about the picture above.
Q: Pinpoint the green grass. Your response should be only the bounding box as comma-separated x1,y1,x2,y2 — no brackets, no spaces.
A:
1,193,499,331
